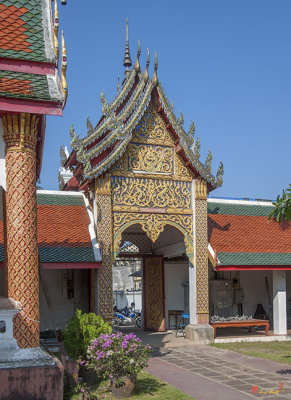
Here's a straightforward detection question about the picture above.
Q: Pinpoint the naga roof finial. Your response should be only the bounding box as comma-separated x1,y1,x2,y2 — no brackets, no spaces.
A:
123,18,132,71
134,40,141,72
53,0,59,60
61,30,68,104
152,52,158,87
144,49,150,83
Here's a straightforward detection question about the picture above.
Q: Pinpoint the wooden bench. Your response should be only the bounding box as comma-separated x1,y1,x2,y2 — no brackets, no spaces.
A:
210,319,269,338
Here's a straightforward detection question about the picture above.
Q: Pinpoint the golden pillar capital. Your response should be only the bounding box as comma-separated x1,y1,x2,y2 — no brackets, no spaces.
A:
2,113,39,153
194,179,208,200
96,173,111,196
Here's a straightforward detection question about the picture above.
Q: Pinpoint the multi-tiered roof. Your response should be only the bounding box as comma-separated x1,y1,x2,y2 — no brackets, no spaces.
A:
0,0,67,176
65,21,224,192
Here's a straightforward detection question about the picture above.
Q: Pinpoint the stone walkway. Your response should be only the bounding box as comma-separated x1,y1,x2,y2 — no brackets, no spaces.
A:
146,345,291,400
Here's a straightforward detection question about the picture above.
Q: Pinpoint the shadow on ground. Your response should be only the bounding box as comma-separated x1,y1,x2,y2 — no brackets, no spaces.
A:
277,369,291,375
135,376,165,396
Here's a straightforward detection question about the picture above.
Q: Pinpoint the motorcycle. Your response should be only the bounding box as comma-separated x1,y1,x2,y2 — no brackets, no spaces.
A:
113,305,141,328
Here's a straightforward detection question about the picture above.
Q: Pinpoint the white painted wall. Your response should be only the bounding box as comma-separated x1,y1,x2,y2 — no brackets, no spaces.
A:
239,271,273,317
164,261,188,329
0,118,6,190
39,268,89,331
273,270,287,334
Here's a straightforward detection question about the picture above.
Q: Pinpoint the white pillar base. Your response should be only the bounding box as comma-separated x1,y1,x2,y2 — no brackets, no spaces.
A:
273,270,287,335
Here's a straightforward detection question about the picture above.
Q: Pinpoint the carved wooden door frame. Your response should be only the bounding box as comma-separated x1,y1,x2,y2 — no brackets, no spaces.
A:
143,255,166,332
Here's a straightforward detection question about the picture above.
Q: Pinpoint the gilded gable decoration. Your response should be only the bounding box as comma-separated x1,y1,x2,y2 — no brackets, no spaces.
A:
128,144,173,174
112,177,191,211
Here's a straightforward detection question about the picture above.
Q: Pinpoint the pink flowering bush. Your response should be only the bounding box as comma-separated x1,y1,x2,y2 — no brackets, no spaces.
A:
82,332,151,384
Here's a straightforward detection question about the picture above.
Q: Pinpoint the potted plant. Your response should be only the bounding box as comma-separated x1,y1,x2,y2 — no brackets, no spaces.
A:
83,331,151,398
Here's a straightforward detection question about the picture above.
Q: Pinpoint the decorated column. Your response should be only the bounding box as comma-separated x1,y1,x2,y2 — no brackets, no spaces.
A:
3,113,40,348
96,174,113,322
194,179,209,324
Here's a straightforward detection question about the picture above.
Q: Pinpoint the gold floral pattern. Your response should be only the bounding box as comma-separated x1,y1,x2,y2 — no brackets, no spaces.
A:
128,143,173,174
195,199,209,322
132,103,173,146
112,177,191,210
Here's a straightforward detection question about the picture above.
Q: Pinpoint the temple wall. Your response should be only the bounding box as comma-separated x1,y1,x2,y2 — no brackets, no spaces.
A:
39,269,89,331
239,270,273,317
0,118,5,190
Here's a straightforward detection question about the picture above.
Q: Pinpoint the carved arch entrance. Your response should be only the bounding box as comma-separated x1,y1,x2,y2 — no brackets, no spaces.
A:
113,215,194,264
113,217,193,332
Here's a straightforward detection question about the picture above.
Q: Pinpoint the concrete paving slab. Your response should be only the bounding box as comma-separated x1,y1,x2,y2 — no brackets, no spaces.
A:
146,357,255,400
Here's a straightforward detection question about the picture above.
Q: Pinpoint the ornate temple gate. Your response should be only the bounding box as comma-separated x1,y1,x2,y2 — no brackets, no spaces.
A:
94,104,211,329
66,32,223,337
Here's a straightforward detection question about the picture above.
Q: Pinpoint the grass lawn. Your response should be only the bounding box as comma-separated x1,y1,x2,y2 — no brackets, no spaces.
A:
70,370,194,399
211,341,291,365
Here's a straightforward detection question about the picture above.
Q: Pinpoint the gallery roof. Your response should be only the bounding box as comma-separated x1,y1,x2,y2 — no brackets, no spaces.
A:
0,190,101,268
208,198,291,270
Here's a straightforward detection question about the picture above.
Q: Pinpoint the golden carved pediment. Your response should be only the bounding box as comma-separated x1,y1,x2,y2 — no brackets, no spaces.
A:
132,102,174,146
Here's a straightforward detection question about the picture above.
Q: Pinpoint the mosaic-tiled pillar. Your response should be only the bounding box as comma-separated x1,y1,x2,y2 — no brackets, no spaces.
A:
3,113,40,348
96,174,113,322
194,180,209,324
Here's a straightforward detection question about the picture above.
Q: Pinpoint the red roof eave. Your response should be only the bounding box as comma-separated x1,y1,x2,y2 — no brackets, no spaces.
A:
42,262,101,270
216,265,291,271
0,97,63,116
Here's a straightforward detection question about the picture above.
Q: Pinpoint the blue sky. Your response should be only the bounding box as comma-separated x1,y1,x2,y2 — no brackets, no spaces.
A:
41,0,291,200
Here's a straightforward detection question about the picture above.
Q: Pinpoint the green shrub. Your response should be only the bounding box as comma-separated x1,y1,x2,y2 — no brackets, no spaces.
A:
63,309,112,360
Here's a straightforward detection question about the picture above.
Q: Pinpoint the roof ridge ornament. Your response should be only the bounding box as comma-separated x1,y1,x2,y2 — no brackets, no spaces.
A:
178,112,184,126
216,161,224,183
53,0,59,60
70,125,80,150
205,150,213,175
134,40,141,72
61,30,68,104
87,117,93,136
194,137,201,159
144,49,150,83
188,120,195,138
152,52,158,87
100,91,110,116
123,18,132,71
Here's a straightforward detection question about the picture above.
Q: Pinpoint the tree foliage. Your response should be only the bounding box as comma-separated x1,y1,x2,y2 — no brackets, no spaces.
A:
269,185,291,222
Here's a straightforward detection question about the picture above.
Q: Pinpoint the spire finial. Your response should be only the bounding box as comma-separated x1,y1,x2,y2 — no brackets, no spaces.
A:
144,49,150,82
134,40,141,72
152,52,159,87
123,18,132,70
